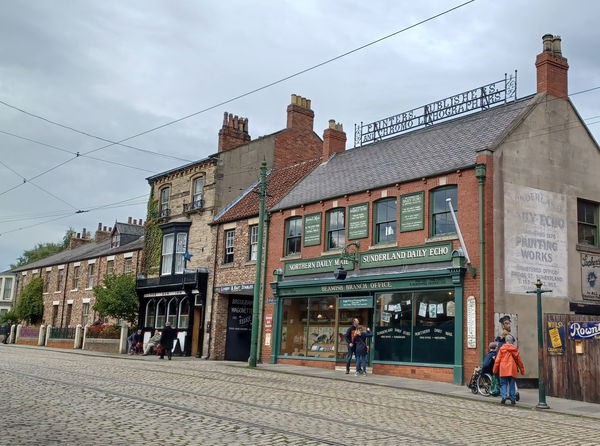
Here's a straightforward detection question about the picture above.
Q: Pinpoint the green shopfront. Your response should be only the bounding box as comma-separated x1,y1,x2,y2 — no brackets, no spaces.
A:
269,242,467,384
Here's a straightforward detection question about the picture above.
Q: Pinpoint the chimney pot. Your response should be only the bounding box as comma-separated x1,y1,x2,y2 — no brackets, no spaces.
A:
287,94,314,130
128,216,132,224
218,112,251,152
108,227,112,232
535,33,569,99
103,226,107,231
552,35,562,56
98,222,102,230
139,219,143,226
133,219,137,225
322,120,347,160
76,233,81,238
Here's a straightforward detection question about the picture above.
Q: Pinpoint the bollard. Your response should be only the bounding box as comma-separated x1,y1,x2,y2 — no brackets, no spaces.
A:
15,324,22,343
38,325,46,346
74,325,82,349
45,325,52,346
119,324,128,354
82,325,88,350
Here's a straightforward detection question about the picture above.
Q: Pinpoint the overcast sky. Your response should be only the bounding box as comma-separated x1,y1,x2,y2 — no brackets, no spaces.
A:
1,0,599,271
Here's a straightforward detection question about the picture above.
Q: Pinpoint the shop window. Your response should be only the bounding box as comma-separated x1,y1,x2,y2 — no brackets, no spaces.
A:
159,186,170,218
578,199,598,246
285,217,302,256
326,208,345,250
224,229,235,264
72,266,80,290
279,298,308,357
156,299,166,328
145,300,156,327
430,186,457,236
178,298,190,329
166,298,177,326
248,225,259,261
374,198,397,244
374,290,455,365
106,259,114,276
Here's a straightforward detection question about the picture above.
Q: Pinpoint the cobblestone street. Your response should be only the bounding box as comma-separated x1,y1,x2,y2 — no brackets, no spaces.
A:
1,346,599,445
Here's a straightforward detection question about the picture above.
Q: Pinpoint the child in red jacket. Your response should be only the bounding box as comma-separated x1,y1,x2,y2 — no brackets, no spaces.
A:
493,334,525,405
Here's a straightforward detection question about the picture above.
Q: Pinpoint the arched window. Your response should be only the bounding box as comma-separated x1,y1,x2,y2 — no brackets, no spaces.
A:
156,299,166,328
159,186,170,217
145,300,156,327
166,298,177,326
178,298,190,329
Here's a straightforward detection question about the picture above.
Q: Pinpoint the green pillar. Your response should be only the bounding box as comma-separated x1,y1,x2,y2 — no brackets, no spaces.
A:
527,279,551,409
475,163,486,367
248,161,267,368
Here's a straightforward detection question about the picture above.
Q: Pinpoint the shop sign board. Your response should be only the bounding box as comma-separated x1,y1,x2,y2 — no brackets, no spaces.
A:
348,203,369,240
400,192,424,232
546,320,566,355
284,256,351,276
338,296,373,309
215,284,254,293
581,253,600,302
568,321,600,340
303,213,322,247
359,242,452,269
277,276,453,297
467,296,476,348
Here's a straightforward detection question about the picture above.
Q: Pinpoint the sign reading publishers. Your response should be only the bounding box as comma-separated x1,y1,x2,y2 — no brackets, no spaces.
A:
400,192,424,232
303,213,322,247
348,203,369,240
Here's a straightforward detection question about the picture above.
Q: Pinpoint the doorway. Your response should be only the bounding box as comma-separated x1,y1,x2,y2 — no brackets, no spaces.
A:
336,307,372,362
224,296,253,361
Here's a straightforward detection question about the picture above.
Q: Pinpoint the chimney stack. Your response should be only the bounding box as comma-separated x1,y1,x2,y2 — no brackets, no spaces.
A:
322,120,346,160
95,222,111,242
69,229,93,249
536,34,569,99
287,94,314,131
218,112,251,152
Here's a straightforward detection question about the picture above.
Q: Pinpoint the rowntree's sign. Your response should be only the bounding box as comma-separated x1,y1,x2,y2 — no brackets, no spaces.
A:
569,321,600,340
283,242,452,276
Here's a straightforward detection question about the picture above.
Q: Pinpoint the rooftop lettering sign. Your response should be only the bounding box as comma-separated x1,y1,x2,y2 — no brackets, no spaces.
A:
354,73,517,147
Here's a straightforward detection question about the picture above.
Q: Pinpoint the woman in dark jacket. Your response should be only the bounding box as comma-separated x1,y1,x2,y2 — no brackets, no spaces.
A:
353,326,372,376
159,322,177,360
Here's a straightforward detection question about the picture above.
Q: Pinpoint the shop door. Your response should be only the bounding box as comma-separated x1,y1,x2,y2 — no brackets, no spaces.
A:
225,296,253,361
336,307,373,362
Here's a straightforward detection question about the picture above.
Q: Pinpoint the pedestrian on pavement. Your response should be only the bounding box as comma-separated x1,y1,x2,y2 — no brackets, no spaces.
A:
159,321,177,360
143,332,162,355
128,329,143,355
492,334,525,405
1,322,10,344
353,326,372,376
344,318,359,374
482,341,499,396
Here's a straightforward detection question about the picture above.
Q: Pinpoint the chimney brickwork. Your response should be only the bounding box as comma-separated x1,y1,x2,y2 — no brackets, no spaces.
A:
536,34,569,99
286,94,314,130
322,120,346,160
218,112,251,152
95,222,111,242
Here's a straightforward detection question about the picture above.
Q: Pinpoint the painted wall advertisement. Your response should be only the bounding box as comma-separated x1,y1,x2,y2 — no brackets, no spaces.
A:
581,253,600,302
504,183,567,297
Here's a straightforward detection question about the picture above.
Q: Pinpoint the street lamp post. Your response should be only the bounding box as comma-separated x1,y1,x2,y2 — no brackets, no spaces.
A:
526,279,551,409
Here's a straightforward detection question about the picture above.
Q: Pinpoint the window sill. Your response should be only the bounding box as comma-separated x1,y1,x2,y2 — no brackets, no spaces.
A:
71,289,78,292
220,263,235,269
426,234,458,243
368,242,398,250
54,291,62,294
245,260,257,266
576,243,600,254
85,287,93,291
280,254,301,261
321,249,343,256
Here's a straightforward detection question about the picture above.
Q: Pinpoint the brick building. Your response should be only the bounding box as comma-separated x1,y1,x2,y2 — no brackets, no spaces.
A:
12,220,144,328
137,95,324,357
261,35,600,384
0,270,16,316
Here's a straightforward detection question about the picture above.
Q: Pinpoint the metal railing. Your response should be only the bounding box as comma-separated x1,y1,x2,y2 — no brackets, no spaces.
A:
49,327,76,339
183,199,204,212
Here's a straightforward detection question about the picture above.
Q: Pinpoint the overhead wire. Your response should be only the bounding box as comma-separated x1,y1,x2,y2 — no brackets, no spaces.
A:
0,0,477,196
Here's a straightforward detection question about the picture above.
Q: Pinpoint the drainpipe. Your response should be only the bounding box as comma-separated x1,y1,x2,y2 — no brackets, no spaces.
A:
475,163,487,366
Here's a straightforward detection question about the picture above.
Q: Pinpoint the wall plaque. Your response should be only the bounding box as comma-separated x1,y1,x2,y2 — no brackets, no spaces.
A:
303,213,322,247
348,203,369,240
400,192,424,232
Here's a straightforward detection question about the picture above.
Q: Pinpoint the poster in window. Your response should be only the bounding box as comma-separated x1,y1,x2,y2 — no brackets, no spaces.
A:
581,253,600,302
400,192,424,232
303,213,322,247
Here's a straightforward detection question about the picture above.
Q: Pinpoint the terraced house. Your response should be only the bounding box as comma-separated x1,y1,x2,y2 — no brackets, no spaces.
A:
12,220,144,328
262,35,600,387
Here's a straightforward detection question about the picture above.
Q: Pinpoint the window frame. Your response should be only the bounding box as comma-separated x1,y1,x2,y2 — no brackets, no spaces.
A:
224,229,235,264
159,222,191,276
248,225,259,261
430,186,458,237
86,263,95,289
578,198,599,247
326,208,346,251
56,268,64,292
159,186,170,218
106,259,115,276
72,266,80,290
123,257,133,275
284,217,302,256
374,198,397,244
192,177,204,210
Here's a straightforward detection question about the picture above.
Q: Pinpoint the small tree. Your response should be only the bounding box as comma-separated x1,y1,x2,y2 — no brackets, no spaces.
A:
93,274,139,325
15,277,44,325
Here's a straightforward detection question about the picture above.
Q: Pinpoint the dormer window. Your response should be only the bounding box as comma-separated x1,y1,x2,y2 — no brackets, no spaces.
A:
111,233,120,248
160,187,170,218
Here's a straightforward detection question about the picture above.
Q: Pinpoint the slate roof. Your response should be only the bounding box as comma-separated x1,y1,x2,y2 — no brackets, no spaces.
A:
273,95,538,211
114,222,145,237
213,158,322,225
11,234,144,272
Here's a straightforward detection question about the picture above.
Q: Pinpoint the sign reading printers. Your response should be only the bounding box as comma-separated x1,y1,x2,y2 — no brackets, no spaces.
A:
504,183,567,297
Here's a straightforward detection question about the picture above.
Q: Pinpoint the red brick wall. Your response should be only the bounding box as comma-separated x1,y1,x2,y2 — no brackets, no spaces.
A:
262,165,495,383
279,358,336,369
16,339,38,346
46,340,74,349
374,364,454,383
273,129,322,170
